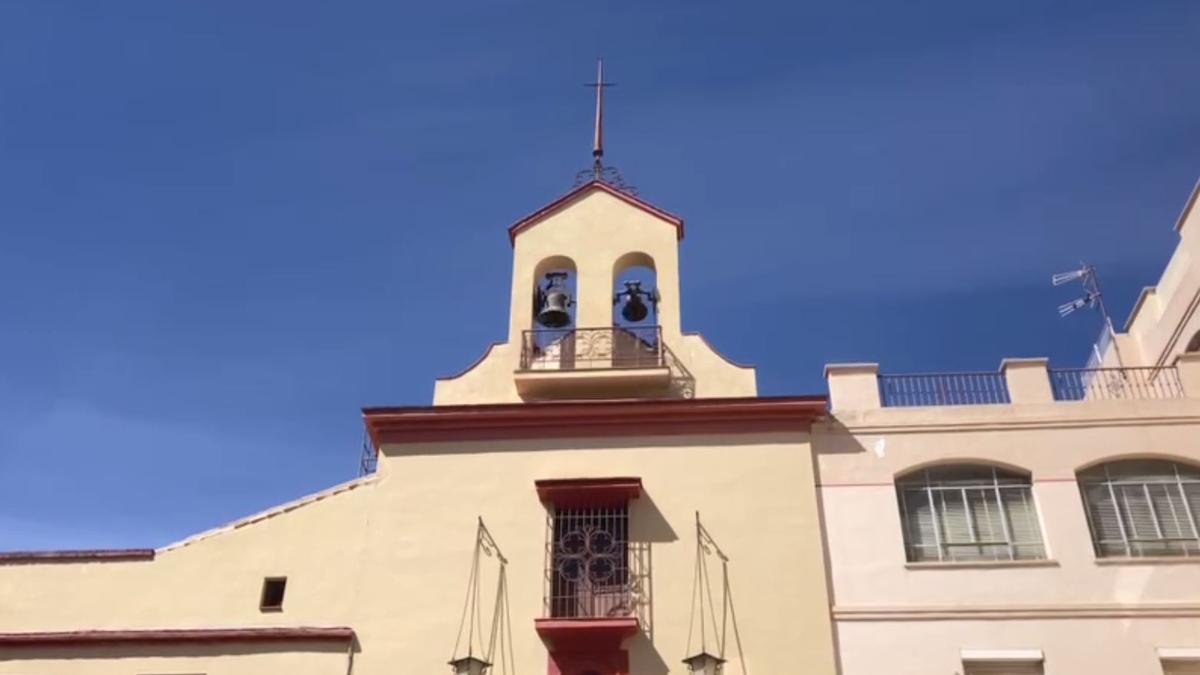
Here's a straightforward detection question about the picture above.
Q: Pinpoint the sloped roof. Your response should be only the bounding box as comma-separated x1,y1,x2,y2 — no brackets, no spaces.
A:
507,180,685,245
160,474,378,553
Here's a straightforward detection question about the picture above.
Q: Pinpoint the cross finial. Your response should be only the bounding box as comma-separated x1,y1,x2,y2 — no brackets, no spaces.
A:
584,59,615,175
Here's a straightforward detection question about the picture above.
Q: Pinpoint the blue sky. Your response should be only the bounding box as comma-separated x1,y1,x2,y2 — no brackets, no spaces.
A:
1,0,1197,549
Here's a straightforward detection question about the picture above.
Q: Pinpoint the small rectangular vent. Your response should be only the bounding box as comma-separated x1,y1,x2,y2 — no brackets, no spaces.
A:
259,577,287,612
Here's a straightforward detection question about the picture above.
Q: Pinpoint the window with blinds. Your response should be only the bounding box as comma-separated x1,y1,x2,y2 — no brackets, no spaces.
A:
896,465,1046,563
1078,459,1200,558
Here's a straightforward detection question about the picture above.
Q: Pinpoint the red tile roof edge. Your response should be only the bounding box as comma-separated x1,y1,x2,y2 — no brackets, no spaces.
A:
507,181,684,245
0,549,156,564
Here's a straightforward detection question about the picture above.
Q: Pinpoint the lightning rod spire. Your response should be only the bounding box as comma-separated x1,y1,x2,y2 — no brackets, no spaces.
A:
575,60,636,194
585,58,614,180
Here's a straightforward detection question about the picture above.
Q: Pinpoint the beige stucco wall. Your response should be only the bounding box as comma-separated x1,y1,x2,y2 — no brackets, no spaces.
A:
433,187,756,404
836,618,1197,675
0,432,837,675
815,398,1200,674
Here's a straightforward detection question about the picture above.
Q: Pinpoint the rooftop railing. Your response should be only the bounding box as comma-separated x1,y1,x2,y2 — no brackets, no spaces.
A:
1049,366,1184,401
879,372,1012,407
519,326,664,371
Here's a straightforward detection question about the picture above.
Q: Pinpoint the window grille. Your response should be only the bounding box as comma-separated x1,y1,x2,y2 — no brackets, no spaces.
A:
1078,459,1200,558
545,505,632,619
896,465,1046,562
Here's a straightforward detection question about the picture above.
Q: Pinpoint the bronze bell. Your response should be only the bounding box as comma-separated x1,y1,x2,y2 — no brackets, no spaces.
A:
536,272,573,328
615,280,656,323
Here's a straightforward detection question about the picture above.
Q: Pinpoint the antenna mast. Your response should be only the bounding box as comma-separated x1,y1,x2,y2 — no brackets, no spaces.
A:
1052,263,1125,367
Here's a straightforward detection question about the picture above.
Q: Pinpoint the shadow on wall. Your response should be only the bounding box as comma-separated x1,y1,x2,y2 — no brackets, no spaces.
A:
628,631,671,675
388,431,813,458
811,416,872,462
810,416,870,675
631,491,678,544
630,491,679,644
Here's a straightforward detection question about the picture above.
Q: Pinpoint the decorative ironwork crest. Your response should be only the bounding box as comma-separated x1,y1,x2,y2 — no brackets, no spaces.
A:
555,522,623,585
574,164,639,196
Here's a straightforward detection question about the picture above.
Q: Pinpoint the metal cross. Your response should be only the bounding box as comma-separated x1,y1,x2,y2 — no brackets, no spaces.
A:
584,59,616,162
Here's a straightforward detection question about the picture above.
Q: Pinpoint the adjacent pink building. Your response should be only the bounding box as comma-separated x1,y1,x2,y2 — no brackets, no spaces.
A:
820,180,1200,675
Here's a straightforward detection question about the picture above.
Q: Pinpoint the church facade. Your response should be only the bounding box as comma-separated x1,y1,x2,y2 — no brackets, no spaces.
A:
2,75,1200,674
0,176,840,675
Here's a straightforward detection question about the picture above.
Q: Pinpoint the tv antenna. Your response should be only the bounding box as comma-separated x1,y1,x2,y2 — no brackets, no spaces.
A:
1052,263,1124,367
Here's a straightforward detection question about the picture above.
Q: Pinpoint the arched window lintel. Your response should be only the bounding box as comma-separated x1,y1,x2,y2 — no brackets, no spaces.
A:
893,459,1033,482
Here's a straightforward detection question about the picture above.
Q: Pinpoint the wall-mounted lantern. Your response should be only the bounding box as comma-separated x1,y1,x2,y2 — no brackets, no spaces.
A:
448,518,510,675
683,513,742,675
448,655,491,675
682,651,726,675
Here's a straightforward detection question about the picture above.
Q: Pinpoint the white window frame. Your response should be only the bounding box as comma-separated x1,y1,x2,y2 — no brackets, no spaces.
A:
896,465,1046,563
1079,460,1200,558
961,648,1044,675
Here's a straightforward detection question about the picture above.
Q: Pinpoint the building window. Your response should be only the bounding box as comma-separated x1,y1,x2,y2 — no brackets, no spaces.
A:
259,577,287,611
896,465,1046,562
1078,459,1200,558
548,505,631,618
963,662,1043,675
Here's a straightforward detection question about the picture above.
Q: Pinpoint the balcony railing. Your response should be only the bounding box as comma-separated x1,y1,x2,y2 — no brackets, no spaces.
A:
879,372,1011,407
1050,366,1184,401
520,326,664,371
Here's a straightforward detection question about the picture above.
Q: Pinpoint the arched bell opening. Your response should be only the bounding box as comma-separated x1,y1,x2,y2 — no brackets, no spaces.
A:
612,252,661,368
527,255,578,370
532,255,578,330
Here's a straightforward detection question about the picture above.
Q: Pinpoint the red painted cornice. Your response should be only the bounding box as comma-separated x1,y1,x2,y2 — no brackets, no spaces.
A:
507,181,684,245
535,477,642,507
363,395,827,446
0,627,355,647
0,549,155,564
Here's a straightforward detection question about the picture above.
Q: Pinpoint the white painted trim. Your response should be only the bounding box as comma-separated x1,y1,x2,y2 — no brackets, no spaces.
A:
1173,178,1200,233
961,648,1044,663
823,362,879,378
833,602,1200,621
1159,648,1200,661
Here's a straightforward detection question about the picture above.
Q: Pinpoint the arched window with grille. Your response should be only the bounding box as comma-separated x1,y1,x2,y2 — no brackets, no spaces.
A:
896,465,1046,562
1078,459,1200,558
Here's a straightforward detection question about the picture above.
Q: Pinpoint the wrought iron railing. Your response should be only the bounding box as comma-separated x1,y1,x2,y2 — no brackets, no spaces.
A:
358,429,377,477
519,326,664,371
879,372,1011,407
1050,366,1184,401
543,505,648,621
